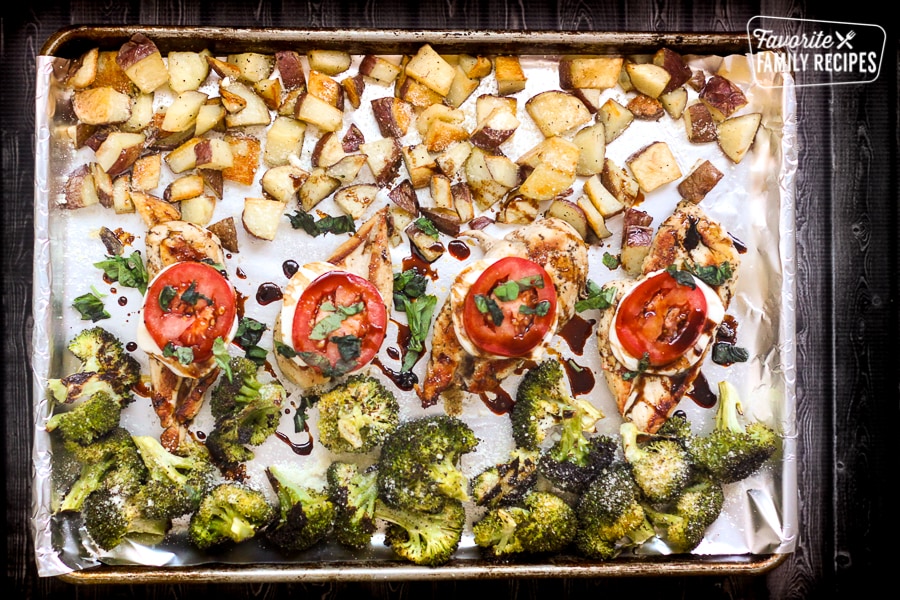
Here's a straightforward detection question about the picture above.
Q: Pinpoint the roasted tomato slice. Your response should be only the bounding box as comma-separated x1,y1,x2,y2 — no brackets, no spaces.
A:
614,270,708,367
463,256,557,357
291,270,387,374
143,261,237,362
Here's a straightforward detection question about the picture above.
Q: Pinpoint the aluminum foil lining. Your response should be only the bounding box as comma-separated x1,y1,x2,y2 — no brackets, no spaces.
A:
31,46,798,577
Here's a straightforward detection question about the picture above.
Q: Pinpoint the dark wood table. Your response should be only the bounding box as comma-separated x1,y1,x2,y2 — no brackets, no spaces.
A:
4,2,895,598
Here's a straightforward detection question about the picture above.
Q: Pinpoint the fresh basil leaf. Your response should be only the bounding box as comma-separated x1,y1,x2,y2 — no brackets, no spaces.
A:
200,257,227,272
519,300,551,316
517,274,545,289
244,345,268,365
287,209,319,235
294,394,319,432
575,282,617,312
602,252,620,270
401,294,437,372
393,269,428,299
338,302,364,317
179,280,210,306
93,251,149,294
212,337,232,382
72,292,110,322
666,265,696,289
712,342,750,365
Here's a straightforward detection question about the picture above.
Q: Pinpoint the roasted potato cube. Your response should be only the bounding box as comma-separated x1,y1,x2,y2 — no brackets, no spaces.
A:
180,194,217,226
388,178,420,216
443,65,481,109
558,56,624,90
359,55,402,85
131,153,162,191
67,47,99,89
131,190,181,227
360,137,402,187
597,98,634,143
494,55,527,96
208,217,240,253
221,80,272,128
406,219,445,262
435,141,473,178
243,197,285,241
452,181,475,223
576,195,612,239
626,141,682,193
405,44,456,96
161,90,208,133
164,174,205,203
684,102,718,143
111,173,135,214
299,167,341,212
326,154,368,185
572,122,606,176
652,48,692,94
601,158,642,206
659,86,688,119
117,33,168,94
294,92,344,132
72,87,132,125
307,50,352,76
497,195,540,225
470,106,520,150
402,144,438,189
624,62,671,98
583,174,625,218
276,51,307,92
699,74,748,121
261,164,309,204
525,90,592,137
335,184,380,220
265,116,307,167
372,96,416,138
464,146,518,210
167,49,212,93
516,136,579,201
546,198,589,240
678,159,724,203
95,132,146,176
227,52,275,83
63,164,100,209
716,112,762,163
311,131,346,169
308,70,344,109
627,93,665,121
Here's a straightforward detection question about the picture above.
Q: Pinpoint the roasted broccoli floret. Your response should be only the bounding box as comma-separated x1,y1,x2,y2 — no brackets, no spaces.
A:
209,356,265,419
687,381,779,484
131,434,218,520
574,462,655,560
264,465,335,553
470,448,540,508
620,422,692,504
511,359,604,450
45,390,122,446
187,482,275,550
326,461,379,549
643,477,725,553
47,326,141,405
374,498,466,566
82,487,171,551
206,358,286,474
377,415,478,514
57,427,147,513
473,490,577,557
538,412,616,494
314,374,400,453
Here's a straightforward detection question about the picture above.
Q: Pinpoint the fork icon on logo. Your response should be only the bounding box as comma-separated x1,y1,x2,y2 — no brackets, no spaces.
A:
836,30,856,49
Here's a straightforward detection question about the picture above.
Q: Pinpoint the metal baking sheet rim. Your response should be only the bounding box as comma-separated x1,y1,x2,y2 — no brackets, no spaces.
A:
31,26,799,582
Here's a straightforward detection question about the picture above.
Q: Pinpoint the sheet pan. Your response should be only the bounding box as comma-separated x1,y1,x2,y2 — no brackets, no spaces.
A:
32,27,797,582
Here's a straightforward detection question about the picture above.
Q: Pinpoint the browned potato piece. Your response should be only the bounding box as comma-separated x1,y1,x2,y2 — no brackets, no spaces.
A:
406,218,446,262
516,136,580,201
116,33,168,93
402,144,438,189
405,44,456,96
308,70,344,109
307,50,352,76
494,55,527,95
717,113,762,163
576,195,612,239
67,47,99,89
243,197,286,241
299,167,341,211
660,86,688,119
652,48,692,94
684,102,718,143
72,87,132,125
360,137,402,187
558,56,623,90
180,194,217,226
326,154,368,185
131,153,162,191
95,132,146,176
63,164,101,209
620,208,654,274
208,217,240,253
167,50,211,93
601,158,642,206
497,195,540,225
525,90,592,137
435,141,473,178
372,97,415,138
573,122,606,176
276,50,307,91
699,74,748,121
265,116,306,167
419,206,462,237
627,94,665,121
254,77,283,111
131,190,181,227
583,174,625,218
222,134,261,185
678,159,724,203
335,184,380,220
164,174,206,202
546,198,589,240
227,52,275,83
624,62,670,99
221,80,272,128
294,92,344,132
388,178,420,216
626,141,682,193
469,106,520,150
597,98,634,143
311,132,346,169
464,146,518,210
452,181,475,223
261,164,309,204
396,77,444,110
359,55,402,85
194,138,235,171
161,90,208,133
443,65,481,109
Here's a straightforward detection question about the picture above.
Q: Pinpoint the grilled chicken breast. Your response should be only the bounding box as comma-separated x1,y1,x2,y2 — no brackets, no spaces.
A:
142,220,228,452
419,217,588,412
596,200,741,433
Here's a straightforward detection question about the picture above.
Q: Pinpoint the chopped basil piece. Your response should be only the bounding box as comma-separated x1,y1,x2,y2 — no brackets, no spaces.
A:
309,302,365,341
393,269,429,304
602,252,620,270
93,250,149,294
234,317,267,363
163,343,194,365
474,294,504,326
401,294,437,372
200,257,227,272
666,265,697,289
275,340,298,358
712,342,750,365
331,334,362,363
287,210,356,237
158,285,176,311
293,394,319,433
688,261,734,287
180,280,210,306
519,300,551,316
623,352,651,381
492,280,521,302
72,291,110,322
575,280,617,312
415,217,440,238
